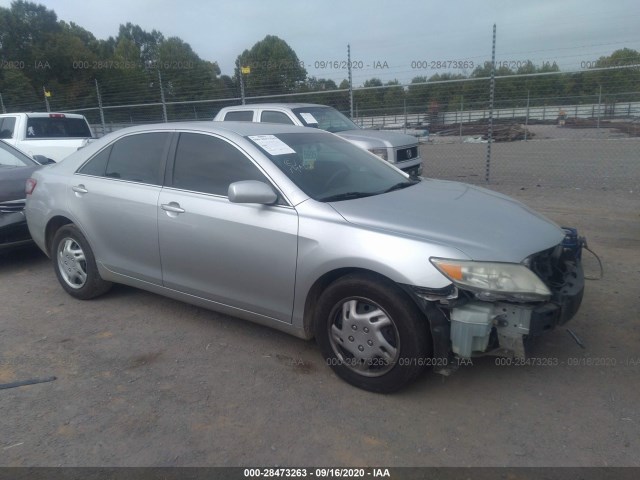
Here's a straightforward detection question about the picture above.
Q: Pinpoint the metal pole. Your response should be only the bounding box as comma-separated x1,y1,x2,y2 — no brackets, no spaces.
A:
0,93,5,113
485,24,496,183
239,61,246,105
43,86,51,112
158,70,168,122
404,98,407,134
524,90,530,141
459,95,463,141
348,44,353,118
95,79,106,136
597,84,602,130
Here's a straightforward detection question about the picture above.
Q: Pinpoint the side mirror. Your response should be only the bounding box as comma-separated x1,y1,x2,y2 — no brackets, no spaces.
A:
228,180,278,205
32,155,56,165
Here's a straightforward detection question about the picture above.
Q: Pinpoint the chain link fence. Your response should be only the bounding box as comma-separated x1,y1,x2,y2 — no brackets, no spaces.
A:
3,70,639,192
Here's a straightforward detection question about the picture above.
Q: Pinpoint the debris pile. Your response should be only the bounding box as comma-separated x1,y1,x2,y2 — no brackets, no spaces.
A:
430,122,534,142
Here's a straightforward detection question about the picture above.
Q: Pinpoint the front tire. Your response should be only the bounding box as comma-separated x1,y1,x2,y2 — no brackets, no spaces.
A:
314,273,431,393
52,224,112,300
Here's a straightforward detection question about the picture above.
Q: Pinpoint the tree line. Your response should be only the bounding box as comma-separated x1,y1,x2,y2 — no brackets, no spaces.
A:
1,1,639,118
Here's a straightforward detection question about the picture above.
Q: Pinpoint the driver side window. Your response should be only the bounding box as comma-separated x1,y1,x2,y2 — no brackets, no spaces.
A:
172,133,274,198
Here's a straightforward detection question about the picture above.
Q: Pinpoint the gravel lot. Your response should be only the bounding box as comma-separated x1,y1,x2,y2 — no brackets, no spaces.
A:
1,134,639,467
426,124,640,191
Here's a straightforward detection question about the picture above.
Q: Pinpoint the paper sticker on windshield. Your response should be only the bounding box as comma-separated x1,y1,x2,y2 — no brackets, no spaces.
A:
300,113,318,124
302,145,318,169
248,135,296,155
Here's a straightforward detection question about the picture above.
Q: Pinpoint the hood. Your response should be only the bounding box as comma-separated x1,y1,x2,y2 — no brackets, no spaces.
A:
328,179,564,263
336,129,418,148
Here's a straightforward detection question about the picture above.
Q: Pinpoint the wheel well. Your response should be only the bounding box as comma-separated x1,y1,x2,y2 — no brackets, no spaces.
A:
303,267,413,338
45,216,73,256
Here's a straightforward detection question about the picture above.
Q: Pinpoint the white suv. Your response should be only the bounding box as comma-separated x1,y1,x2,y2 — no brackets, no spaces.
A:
214,103,423,176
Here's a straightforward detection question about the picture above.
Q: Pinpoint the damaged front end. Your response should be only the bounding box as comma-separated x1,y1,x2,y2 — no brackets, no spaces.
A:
410,228,585,371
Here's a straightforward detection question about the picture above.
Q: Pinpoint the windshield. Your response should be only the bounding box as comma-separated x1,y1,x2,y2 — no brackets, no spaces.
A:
291,107,360,133
0,140,36,167
247,132,417,202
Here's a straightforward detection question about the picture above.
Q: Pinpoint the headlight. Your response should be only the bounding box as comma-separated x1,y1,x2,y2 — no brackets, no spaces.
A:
430,258,551,302
368,148,388,161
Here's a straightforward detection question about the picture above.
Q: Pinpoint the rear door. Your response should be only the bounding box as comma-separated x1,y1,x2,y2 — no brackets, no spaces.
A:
71,132,172,284
157,132,298,322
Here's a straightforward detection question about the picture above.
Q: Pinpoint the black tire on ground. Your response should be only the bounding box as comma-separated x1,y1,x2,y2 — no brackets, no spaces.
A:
51,224,112,300
314,273,431,393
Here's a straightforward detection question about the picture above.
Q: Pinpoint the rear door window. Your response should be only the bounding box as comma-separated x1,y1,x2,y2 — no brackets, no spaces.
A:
223,111,254,122
260,111,295,125
77,133,170,185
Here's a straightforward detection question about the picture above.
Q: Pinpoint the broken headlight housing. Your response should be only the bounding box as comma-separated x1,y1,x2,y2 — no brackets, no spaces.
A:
430,258,551,302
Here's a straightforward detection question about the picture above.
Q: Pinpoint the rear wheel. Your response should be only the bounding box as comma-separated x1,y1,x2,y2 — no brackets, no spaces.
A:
52,224,112,300
314,273,431,393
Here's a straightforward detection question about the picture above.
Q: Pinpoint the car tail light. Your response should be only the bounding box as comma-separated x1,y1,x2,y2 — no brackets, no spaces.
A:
25,178,37,195
49,113,65,118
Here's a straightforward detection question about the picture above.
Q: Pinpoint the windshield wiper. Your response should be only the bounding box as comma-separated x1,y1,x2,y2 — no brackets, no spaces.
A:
318,191,375,202
382,179,420,193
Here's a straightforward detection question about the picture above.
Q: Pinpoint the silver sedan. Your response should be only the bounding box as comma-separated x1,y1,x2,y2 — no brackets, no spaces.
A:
25,122,584,392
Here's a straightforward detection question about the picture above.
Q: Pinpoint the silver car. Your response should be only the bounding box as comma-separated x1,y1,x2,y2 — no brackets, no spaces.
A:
25,122,584,392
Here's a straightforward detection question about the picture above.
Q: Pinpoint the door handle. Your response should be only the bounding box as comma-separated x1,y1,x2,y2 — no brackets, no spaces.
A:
72,184,88,194
161,202,185,214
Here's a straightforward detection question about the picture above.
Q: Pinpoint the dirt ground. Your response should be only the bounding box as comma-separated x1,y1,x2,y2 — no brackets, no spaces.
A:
1,139,639,467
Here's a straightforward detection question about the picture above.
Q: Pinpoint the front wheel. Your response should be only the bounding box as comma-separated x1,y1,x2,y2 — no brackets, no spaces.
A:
314,273,431,393
52,224,112,300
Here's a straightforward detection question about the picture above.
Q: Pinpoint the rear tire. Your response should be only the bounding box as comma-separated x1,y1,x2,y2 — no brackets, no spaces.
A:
52,224,112,300
314,273,431,393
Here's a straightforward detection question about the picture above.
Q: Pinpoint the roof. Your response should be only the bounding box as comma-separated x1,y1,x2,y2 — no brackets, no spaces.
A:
100,120,321,138
0,112,88,119
217,103,327,110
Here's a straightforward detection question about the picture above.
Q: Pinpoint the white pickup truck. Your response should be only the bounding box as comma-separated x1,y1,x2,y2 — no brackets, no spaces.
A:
214,103,423,176
0,112,94,162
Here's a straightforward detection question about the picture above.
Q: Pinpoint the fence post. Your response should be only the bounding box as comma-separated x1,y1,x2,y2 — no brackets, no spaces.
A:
597,85,602,130
459,96,463,141
43,86,51,112
158,70,168,122
348,44,353,118
238,60,246,105
403,98,407,134
485,24,496,184
95,79,106,136
524,90,530,141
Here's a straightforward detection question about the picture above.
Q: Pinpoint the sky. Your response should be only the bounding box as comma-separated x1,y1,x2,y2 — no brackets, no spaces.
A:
1,0,639,85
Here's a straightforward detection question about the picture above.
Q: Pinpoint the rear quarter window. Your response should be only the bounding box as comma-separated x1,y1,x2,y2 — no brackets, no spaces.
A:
0,117,17,139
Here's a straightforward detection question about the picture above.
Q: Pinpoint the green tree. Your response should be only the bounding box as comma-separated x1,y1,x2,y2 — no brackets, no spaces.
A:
406,76,430,114
235,35,307,96
354,78,385,115
382,80,405,115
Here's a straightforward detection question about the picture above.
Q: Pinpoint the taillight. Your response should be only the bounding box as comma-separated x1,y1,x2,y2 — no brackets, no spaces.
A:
49,113,65,118
25,178,37,195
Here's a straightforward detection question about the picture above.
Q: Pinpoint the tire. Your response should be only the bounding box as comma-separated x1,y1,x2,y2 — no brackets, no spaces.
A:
52,224,112,300
314,273,431,393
